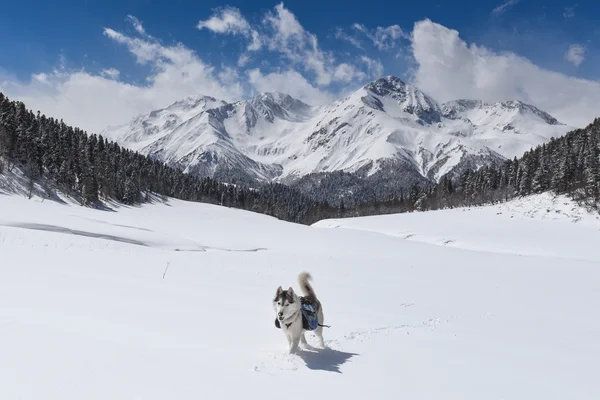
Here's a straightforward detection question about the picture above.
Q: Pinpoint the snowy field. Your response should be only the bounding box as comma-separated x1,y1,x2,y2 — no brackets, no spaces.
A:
1,192,600,399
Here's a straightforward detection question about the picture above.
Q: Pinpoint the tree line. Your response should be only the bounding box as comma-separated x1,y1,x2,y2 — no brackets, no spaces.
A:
1,90,598,224
334,118,600,218
422,118,600,211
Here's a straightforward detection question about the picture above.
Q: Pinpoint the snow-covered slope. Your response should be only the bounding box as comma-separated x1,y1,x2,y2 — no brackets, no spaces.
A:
105,95,227,151
442,99,571,157
1,193,599,399
314,192,600,261
101,76,574,183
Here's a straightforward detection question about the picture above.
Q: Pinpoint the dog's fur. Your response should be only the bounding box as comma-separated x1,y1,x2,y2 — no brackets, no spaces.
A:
273,272,325,354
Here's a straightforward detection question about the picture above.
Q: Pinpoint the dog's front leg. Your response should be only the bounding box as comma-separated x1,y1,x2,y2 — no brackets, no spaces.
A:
300,332,307,346
284,330,293,350
289,336,301,354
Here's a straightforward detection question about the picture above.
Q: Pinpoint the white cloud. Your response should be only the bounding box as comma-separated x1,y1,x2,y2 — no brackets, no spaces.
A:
197,7,250,33
248,30,262,51
197,7,261,52
237,53,251,67
14,4,599,143
198,3,369,87
0,17,242,133
360,56,384,78
247,69,334,105
492,0,520,16
335,28,363,49
218,66,240,86
126,15,146,36
565,44,585,67
100,68,120,79
353,24,408,50
32,72,49,84
410,19,600,127
263,3,305,42
1,6,377,135
333,63,366,83
262,3,335,85
374,25,408,49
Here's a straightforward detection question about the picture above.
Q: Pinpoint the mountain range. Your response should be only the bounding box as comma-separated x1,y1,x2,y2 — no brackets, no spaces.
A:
101,76,573,201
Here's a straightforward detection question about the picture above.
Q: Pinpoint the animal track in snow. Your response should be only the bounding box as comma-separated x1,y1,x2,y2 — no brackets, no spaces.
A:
344,316,458,342
253,352,301,374
344,325,411,341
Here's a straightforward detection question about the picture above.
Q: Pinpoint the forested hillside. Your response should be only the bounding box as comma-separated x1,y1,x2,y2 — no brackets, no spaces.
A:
1,91,598,223
0,92,333,224
344,118,600,218
420,118,600,211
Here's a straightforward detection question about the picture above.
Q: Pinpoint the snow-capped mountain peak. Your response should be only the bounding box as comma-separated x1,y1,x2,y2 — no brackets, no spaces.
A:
164,95,224,113
102,95,227,147
242,92,315,124
251,91,309,109
442,99,562,126
361,76,442,123
440,99,484,118
101,77,575,189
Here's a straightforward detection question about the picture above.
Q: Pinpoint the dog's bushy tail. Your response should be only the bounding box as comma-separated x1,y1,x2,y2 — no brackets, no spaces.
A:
298,271,317,300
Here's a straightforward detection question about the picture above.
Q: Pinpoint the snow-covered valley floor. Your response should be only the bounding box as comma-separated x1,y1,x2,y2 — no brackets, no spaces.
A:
1,192,599,399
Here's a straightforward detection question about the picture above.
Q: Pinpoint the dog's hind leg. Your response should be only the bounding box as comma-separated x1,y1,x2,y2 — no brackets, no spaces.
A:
315,309,325,348
315,325,325,348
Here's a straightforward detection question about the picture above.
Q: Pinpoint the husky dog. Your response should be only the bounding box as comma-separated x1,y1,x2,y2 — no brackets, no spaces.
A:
273,272,325,354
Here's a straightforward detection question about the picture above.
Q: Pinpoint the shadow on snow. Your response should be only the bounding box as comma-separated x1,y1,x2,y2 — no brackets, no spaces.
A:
298,345,359,373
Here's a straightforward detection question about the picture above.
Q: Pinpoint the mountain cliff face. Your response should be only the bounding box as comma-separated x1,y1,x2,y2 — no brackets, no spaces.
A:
101,76,573,198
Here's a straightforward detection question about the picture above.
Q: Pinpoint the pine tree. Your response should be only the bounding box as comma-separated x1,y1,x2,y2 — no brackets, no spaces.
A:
532,147,550,193
583,140,599,201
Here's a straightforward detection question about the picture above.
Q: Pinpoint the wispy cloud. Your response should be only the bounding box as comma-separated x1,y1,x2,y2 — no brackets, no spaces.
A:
352,24,409,50
247,69,334,105
492,0,520,16
262,3,335,85
563,5,577,19
126,15,146,36
3,4,599,136
100,68,120,79
198,3,375,87
335,28,363,50
565,44,586,67
360,56,384,78
0,5,355,132
197,7,261,51
0,16,244,133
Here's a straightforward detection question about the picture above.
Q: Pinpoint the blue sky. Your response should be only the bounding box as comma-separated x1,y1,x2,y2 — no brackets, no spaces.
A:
1,0,599,132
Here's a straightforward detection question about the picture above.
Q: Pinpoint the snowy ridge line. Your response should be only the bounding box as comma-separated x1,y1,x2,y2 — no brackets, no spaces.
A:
101,76,573,187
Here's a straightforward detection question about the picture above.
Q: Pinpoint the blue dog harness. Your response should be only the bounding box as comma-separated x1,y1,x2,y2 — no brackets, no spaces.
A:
274,296,330,331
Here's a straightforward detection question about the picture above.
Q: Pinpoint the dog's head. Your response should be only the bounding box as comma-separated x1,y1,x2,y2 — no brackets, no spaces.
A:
273,286,300,321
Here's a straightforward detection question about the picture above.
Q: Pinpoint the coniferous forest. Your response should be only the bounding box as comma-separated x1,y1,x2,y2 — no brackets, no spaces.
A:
338,118,600,217
0,92,337,224
1,91,599,224
420,118,600,212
